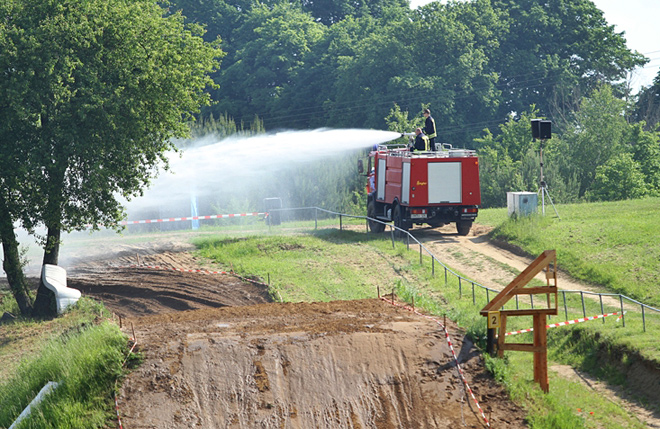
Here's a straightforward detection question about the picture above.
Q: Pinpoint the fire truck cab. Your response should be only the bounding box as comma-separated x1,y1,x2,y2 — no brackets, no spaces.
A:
365,144,481,236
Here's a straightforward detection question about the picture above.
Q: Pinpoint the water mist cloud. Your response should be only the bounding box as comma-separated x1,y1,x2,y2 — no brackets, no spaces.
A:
125,128,400,213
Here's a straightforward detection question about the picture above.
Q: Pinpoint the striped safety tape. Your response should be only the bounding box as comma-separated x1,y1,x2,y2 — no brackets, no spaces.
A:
118,212,266,226
86,212,267,228
380,296,490,428
119,212,266,225
504,311,626,337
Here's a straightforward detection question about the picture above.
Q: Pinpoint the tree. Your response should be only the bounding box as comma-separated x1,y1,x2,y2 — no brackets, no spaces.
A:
629,124,660,194
633,69,660,131
563,86,629,197
213,3,324,127
300,0,408,26
0,0,222,316
586,153,647,201
490,0,647,119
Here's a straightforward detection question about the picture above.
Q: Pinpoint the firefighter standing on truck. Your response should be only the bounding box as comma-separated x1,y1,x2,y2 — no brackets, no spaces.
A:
423,108,437,150
413,128,429,151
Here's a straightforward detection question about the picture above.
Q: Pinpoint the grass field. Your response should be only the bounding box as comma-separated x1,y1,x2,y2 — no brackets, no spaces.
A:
0,299,133,429
195,229,648,429
477,197,660,307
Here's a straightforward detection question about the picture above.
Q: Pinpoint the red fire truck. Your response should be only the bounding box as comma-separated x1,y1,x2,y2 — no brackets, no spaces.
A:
362,144,481,235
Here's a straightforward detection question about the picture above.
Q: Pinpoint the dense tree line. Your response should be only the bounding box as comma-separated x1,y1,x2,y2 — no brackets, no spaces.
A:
169,0,660,210
171,0,646,147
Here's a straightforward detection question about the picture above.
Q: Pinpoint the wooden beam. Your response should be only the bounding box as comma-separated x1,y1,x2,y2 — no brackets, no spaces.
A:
513,287,558,296
496,309,558,317
481,250,556,312
499,343,544,353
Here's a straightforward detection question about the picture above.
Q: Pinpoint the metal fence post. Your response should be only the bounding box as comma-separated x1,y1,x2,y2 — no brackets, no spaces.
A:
432,257,435,276
340,214,343,231
642,305,646,332
444,268,447,284
530,294,534,309
486,288,489,303
459,277,462,299
315,208,318,229
619,295,625,327
406,234,409,250
580,291,586,318
390,226,395,249
515,294,519,310
419,245,422,265
472,282,475,305
563,291,568,320
599,295,604,324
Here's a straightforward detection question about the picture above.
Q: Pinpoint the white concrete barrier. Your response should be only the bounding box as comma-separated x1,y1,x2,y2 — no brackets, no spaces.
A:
41,264,81,314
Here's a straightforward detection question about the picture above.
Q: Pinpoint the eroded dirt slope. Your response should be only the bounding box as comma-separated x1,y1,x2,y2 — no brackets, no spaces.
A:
68,251,272,318
120,299,526,429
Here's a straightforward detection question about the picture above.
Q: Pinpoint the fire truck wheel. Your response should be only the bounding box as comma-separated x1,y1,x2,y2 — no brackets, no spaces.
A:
368,200,385,233
393,205,409,238
456,221,472,236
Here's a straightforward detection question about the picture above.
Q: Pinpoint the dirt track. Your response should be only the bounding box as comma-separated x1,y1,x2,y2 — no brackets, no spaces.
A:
69,251,271,318
403,223,632,310
120,299,526,428
60,246,526,428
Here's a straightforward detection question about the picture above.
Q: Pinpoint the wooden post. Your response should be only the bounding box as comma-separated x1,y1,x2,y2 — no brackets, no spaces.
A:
497,314,508,358
533,313,549,393
486,328,496,356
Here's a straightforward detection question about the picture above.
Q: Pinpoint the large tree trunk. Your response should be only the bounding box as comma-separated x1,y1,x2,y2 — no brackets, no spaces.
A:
32,146,65,319
31,225,60,318
0,197,33,316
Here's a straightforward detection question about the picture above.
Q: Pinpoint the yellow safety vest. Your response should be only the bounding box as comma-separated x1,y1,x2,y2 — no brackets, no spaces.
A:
422,135,430,151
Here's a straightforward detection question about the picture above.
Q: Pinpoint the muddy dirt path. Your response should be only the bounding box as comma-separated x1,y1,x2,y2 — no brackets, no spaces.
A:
120,299,526,428
69,250,273,318
58,240,524,427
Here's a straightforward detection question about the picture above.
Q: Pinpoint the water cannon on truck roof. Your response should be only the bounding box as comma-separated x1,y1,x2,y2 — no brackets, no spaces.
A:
359,142,481,236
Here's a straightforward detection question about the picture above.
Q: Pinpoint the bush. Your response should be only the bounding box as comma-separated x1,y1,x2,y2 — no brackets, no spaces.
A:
586,152,647,201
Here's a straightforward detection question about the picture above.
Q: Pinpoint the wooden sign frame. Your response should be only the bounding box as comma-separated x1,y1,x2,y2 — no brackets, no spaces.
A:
480,250,558,392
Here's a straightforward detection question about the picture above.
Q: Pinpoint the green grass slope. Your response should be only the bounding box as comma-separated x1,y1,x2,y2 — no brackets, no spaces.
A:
0,299,133,429
479,197,660,307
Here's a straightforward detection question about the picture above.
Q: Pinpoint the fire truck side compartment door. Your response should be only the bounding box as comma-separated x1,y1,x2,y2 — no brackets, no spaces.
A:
401,162,411,204
377,158,386,200
428,162,462,204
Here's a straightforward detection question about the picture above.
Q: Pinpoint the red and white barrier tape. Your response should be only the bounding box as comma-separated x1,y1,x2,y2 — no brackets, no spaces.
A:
504,311,626,337
86,212,266,228
119,212,265,225
379,296,490,428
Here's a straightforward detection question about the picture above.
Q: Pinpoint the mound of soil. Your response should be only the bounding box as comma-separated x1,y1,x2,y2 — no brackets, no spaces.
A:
119,299,526,428
68,251,272,318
